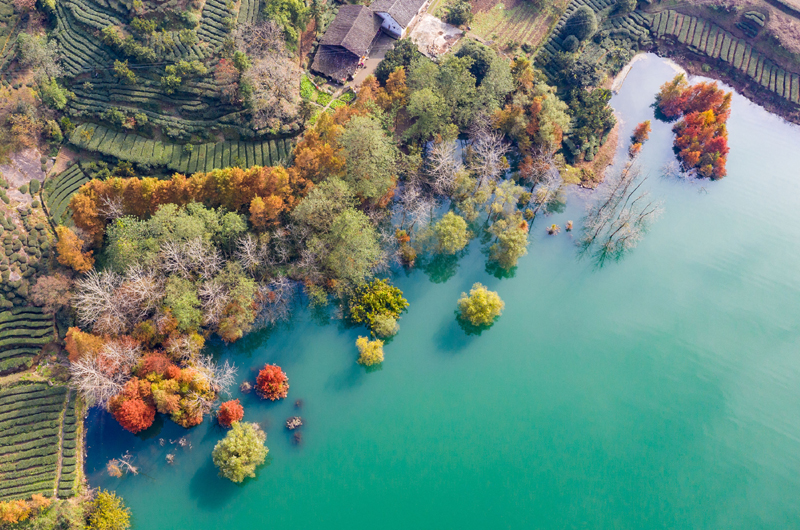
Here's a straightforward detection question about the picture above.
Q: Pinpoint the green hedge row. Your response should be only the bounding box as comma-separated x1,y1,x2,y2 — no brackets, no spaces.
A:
0,409,64,432
0,431,60,453
71,124,296,173
0,453,59,473
652,10,800,106
0,479,55,501
0,444,59,465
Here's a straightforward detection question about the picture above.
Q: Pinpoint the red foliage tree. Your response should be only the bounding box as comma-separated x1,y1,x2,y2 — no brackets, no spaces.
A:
657,75,731,180
217,399,244,427
255,364,289,401
112,398,156,434
632,120,651,144
109,377,156,434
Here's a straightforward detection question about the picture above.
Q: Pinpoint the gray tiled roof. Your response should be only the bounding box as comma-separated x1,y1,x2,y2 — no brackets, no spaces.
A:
320,5,382,56
370,0,426,28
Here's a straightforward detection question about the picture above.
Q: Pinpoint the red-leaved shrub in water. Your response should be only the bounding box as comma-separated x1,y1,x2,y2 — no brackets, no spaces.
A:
656,75,731,179
255,364,289,401
217,399,244,427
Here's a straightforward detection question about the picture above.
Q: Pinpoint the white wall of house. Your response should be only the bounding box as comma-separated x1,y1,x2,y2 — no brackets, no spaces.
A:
376,12,404,38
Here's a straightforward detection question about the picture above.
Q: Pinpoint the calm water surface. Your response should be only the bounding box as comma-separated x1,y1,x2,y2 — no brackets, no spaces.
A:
85,54,800,529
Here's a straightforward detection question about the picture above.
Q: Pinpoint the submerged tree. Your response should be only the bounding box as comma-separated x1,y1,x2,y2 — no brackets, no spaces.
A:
457,283,504,327
212,422,269,483
579,163,663,267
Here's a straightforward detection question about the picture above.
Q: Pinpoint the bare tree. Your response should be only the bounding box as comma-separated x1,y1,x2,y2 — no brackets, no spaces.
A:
467,127,509,190
580,163,663,266
98,195,125,221
69,339,142,407
190,355,238,397
198,280,228,326
73,269,123,329
160,238,222,280
253,276,296,328
234,21,285,59
426,140,462,196
244,57,303,131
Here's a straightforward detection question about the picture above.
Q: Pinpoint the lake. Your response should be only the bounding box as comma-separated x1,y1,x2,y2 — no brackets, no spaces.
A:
85,54,800,529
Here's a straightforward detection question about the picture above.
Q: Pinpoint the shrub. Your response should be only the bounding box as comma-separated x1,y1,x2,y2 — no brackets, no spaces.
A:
457,283,504,327
29,179,40,194
86,490,131,530
348,279,408,333
565,6,597,41
18,184,28,195
563,35,579,52
212,422,268,482
372,314,399,338
356,336,384,366
217,399,244,427
255,364,289,401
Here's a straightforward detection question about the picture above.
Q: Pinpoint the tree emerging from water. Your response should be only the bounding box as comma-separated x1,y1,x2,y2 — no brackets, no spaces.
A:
579,163,663,267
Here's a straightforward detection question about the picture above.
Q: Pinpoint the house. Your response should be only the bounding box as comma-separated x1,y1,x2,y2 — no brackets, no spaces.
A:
311,5,383,82
311,0,431,81
370,0,429,38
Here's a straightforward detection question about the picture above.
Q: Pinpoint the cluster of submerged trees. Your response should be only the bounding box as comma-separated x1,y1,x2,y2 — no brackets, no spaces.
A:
52,38,579,435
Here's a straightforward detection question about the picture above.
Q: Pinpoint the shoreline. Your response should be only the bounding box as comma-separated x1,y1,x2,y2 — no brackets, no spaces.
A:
646,46,800,128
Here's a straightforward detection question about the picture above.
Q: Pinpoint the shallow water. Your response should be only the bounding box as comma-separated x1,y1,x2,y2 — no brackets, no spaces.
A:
85,54,800,529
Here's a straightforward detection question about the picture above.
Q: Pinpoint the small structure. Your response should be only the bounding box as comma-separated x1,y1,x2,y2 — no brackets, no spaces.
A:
371,0,429,38
311,5,383,83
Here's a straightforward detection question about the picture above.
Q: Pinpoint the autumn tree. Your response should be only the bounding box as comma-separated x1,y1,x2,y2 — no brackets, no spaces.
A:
255,364,289,400
356,336,384,366
348,279,408,336
655,74,689,119
85,490,131,530
30,273,74,314
108,378,156,434
217,399,244,427
55,226,94,272
457,283,504,327
488,214,529,269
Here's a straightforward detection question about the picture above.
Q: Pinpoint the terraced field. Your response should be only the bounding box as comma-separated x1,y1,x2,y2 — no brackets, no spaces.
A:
651,9,800,105
0,0,19,72
0,382,79,501
0,308,53,374
0,211,56,311
69,124,297,174
534,0,652,78
43,165,89,226
470,0,571,49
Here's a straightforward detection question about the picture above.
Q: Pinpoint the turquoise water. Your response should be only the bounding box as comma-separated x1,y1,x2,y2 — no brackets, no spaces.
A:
85,54,800,529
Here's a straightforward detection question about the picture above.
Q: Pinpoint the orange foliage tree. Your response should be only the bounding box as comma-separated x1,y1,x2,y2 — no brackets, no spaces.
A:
217,399,244,427
64,327,105,362
629,120,651,157
108,377,156,434
70,166,313,244
55,226,94,272
255,364,289,401
656,75,731,179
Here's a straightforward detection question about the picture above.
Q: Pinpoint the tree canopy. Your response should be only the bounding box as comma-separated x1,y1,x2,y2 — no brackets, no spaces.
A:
212,422,269,482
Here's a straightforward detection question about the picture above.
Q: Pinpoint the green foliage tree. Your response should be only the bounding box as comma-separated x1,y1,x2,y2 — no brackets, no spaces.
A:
349,278,409,333
375,39,421,85
431,211,471,254
565,6,597,41
488,214,528,269
264,0,310,47
291,177,356,234
233,51,251,72
39,78,69,109
113,60,137,84
446,0,473,26
404,87,450,144
85,491,131,530
212,421,269,483
340,115,398,204
457,282,504,326
320,209,381,286
164,276,202,332
615,0,636,14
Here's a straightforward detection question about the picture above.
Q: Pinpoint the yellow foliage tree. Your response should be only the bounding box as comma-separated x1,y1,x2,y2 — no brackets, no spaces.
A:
356,336,384,366
55,226,94,272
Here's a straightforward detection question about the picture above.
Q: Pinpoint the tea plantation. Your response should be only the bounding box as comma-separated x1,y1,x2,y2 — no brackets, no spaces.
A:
0,382,81,501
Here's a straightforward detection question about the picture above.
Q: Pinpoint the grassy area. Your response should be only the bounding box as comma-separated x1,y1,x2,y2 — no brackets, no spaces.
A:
469,0,570,50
